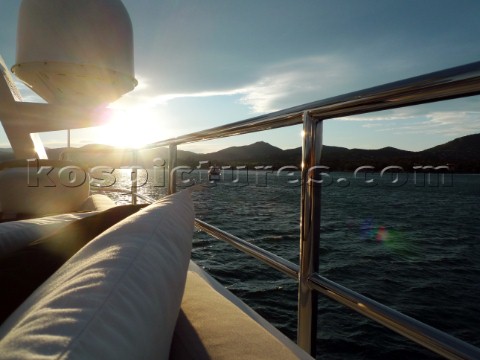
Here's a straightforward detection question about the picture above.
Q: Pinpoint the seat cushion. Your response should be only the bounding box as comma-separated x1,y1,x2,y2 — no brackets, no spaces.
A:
0,204,147,324
0,211,99,258
0,190,194,360
0,160,90,219
78,194,117,212
170,267,310,360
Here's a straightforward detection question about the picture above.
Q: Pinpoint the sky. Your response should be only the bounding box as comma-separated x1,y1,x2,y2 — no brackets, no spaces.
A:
1,0,480,153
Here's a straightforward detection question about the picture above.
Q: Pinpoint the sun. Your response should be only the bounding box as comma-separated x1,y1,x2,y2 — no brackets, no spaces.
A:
96,106,172,148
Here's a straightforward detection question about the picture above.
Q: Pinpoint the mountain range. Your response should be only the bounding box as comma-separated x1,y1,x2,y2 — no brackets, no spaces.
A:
182,133,479,172
0,133,479,172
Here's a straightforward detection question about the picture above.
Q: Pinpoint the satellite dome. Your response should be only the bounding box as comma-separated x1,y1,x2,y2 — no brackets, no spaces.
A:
12,0,137,106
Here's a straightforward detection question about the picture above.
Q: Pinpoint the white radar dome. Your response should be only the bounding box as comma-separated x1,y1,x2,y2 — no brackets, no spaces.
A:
12,0,137,106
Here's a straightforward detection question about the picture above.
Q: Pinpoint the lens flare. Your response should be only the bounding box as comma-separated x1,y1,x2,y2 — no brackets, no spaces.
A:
359,219,412,256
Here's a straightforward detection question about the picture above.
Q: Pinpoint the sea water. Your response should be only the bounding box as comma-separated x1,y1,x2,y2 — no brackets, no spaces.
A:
110,169,480,359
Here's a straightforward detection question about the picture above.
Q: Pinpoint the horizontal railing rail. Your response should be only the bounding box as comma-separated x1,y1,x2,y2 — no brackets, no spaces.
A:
195,219,299,279
308,274,480,360
90,186,157,204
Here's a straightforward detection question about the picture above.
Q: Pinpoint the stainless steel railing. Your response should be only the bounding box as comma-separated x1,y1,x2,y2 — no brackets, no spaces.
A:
308,274,480,359
130,61,480,359
195,219,299,279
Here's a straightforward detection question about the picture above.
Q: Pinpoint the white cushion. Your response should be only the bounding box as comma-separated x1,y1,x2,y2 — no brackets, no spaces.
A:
0,211,99,257
0,190,194,360
0,161,90,218
78,194,117,212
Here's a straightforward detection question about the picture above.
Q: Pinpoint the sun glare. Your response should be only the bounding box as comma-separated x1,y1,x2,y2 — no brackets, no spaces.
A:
96,106,172,148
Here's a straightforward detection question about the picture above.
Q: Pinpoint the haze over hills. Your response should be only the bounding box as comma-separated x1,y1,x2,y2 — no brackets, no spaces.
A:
0,133,479,172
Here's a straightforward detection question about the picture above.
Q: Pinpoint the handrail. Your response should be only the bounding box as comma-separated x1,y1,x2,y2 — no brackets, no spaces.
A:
194,214,480,360
90,186,157,204
119,61,480,359
144,61,480,148
195,218,299,279
308,274,480,360
91,186,132,193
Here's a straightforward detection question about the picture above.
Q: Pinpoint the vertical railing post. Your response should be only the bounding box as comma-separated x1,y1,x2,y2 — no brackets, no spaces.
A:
131,167,138,205
131,149,138,205
297,111,323,356
168,144,178,195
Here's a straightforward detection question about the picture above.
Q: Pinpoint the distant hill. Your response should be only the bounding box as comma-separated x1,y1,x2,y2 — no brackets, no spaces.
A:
417,133,480,171
187,133,480,172
1,133,479,172
0,148,13,162
42,144,200,169
200,141,285,167
422,133,479,155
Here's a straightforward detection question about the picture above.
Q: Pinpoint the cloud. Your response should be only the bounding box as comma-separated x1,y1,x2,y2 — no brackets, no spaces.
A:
427,111,479,126
111,75,247,110
149,88,246,105
361,123,384,128
420,111,480,137
333,98,480,138
238,55,356,113
123,55,358,115
337,108,418,122
374,111,480,138
129,52,429,116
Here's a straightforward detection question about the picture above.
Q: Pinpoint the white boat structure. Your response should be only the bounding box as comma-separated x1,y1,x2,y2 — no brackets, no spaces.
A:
208,166,222,182
0,1,480,359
